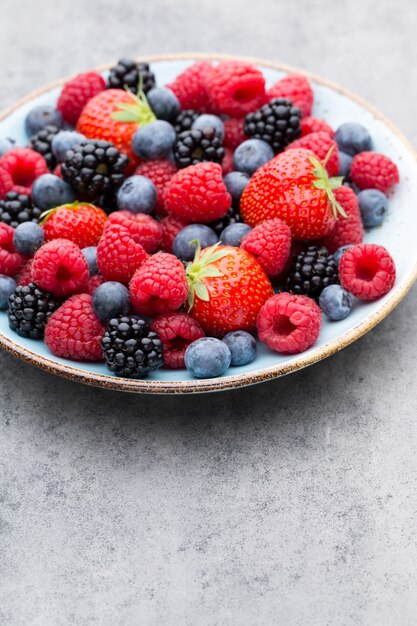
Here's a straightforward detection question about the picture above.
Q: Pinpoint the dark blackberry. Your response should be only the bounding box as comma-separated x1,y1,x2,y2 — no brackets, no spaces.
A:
173,110,199,135
209,206,242,236
0,192,42,227
173,128,224,168
7,282,60,339
107,58,155,94
61,140,128,199
244,98,302,154
101,316,163,379
29,124,60,169
286,245,338,299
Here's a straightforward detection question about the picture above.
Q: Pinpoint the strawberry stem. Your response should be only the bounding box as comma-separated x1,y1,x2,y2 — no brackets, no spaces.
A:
309,149,347,219
111,79,156,125
185,242,230,310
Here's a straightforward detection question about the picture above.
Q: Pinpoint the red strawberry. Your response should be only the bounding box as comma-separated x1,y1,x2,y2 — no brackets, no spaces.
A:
57,71,106,126
42,202,107,248
285,132,339,176
320,186,364,252
267,74,313,117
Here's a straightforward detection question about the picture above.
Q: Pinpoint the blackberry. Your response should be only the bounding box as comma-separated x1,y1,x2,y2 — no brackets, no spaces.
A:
61,140,128,199
244,98,301,154
209,206,242,236
101,316,163,379
29,124,60,170
173,109,199,135
107,58,155,94
0,192,42,227
286,245,338,299
173,128,224,168
8,282,60,339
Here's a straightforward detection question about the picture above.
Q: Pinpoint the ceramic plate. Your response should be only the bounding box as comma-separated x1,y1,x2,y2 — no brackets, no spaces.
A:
0,53,416,394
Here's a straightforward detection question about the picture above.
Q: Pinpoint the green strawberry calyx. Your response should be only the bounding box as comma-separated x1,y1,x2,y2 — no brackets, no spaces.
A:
111,78,156,126
186,241,231,310
39,201,97,225
309,147,347,218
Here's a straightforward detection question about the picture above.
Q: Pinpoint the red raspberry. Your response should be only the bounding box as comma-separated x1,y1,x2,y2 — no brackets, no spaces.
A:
285,132,339,176
45,293,105,361
301,117,334,138
0,223,25,276
129,252,188,317
87,273,105,295
257,292,321,354
350,152,399,193
43,203,107,249
150,312,205,369
165,162,231,223
0,148,48,199
97,224,148,283
320,186,364,253
57,71,106,126
223,118,248,150
167,62,213,112
160,215,189,253
206,61,266,118
16,258,34,286
105,211,162,254
221,148,235,176
241,218,292,277
53,164,63,179
339,243,396,300
267,74,313,117
135,159,178,217
32,238,89,297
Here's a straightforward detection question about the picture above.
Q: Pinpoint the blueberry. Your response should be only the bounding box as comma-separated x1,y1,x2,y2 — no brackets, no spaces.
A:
357,189,388,228
333,245,354,268
13,223,44,256
31,174,75,210
0,137,16,157
92,281,130,323
82,246,98,276
147,87,180,122
25,105,64,136
220,223,252,247
319,284,354,321
132,120,176,159
233,139,274,176
223,171,250,207
185,337,231,378
116,175,157,214
173,224,218,261
222,330,257,366
51,130,86,162
334,122,373,156
338,151,353,178
192,114,225,140
0,275,16,310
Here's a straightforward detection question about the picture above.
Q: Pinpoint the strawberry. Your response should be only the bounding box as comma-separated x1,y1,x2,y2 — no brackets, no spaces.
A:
240,148,345,240
41,202,107,248
186,242,274,337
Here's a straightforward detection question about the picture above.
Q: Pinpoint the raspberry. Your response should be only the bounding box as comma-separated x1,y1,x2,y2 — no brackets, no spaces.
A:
134,159,178,217
16,258,34,286
167,62,213,112
105,211,162,253
43,203,108,249
44,293,105,361
150,312,205,369
267,74,313,118
221,148,235,176
301,117,334,138
97,224,148,283
87,273,105,294
206,61,266,118
53,164,63,178
0,223,25,276
57,71,106,126
350,152,399,193
339,243,396,300
257,292,321,354
320,186,364,253
32,238,89,297
0,148,48,199
223,118,248,150
165,162,231,223
240,218,292,277
129,252,188,317
160,215,189,253
285,132,339,176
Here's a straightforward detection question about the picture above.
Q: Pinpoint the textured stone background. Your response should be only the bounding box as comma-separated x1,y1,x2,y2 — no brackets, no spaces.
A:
1,1,417,624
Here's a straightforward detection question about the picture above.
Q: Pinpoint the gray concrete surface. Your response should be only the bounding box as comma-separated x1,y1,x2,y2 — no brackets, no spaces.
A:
1,0,417,624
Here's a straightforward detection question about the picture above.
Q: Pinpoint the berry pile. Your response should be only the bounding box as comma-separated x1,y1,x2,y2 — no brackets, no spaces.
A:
0,58,400,380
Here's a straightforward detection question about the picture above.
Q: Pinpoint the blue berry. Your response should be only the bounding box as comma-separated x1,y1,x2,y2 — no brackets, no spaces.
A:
0,137,16,157
338,151,353,178
132,120,176,159
31,174,75,211
185,337,231,378
319,284,354,321
333,245,354,268
233,139,274,176
116,175,157,214
0,275,16,310
147,87,180,122
222,330,256,366
13,223,44,256
334,122,373,156
223,171,250,207
51,131,86,162
25,105,64,136
173,224,218,261
357,189,388,228
220,223,252,247
82,246,98,276
192,114,225,140
92,281,130,323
